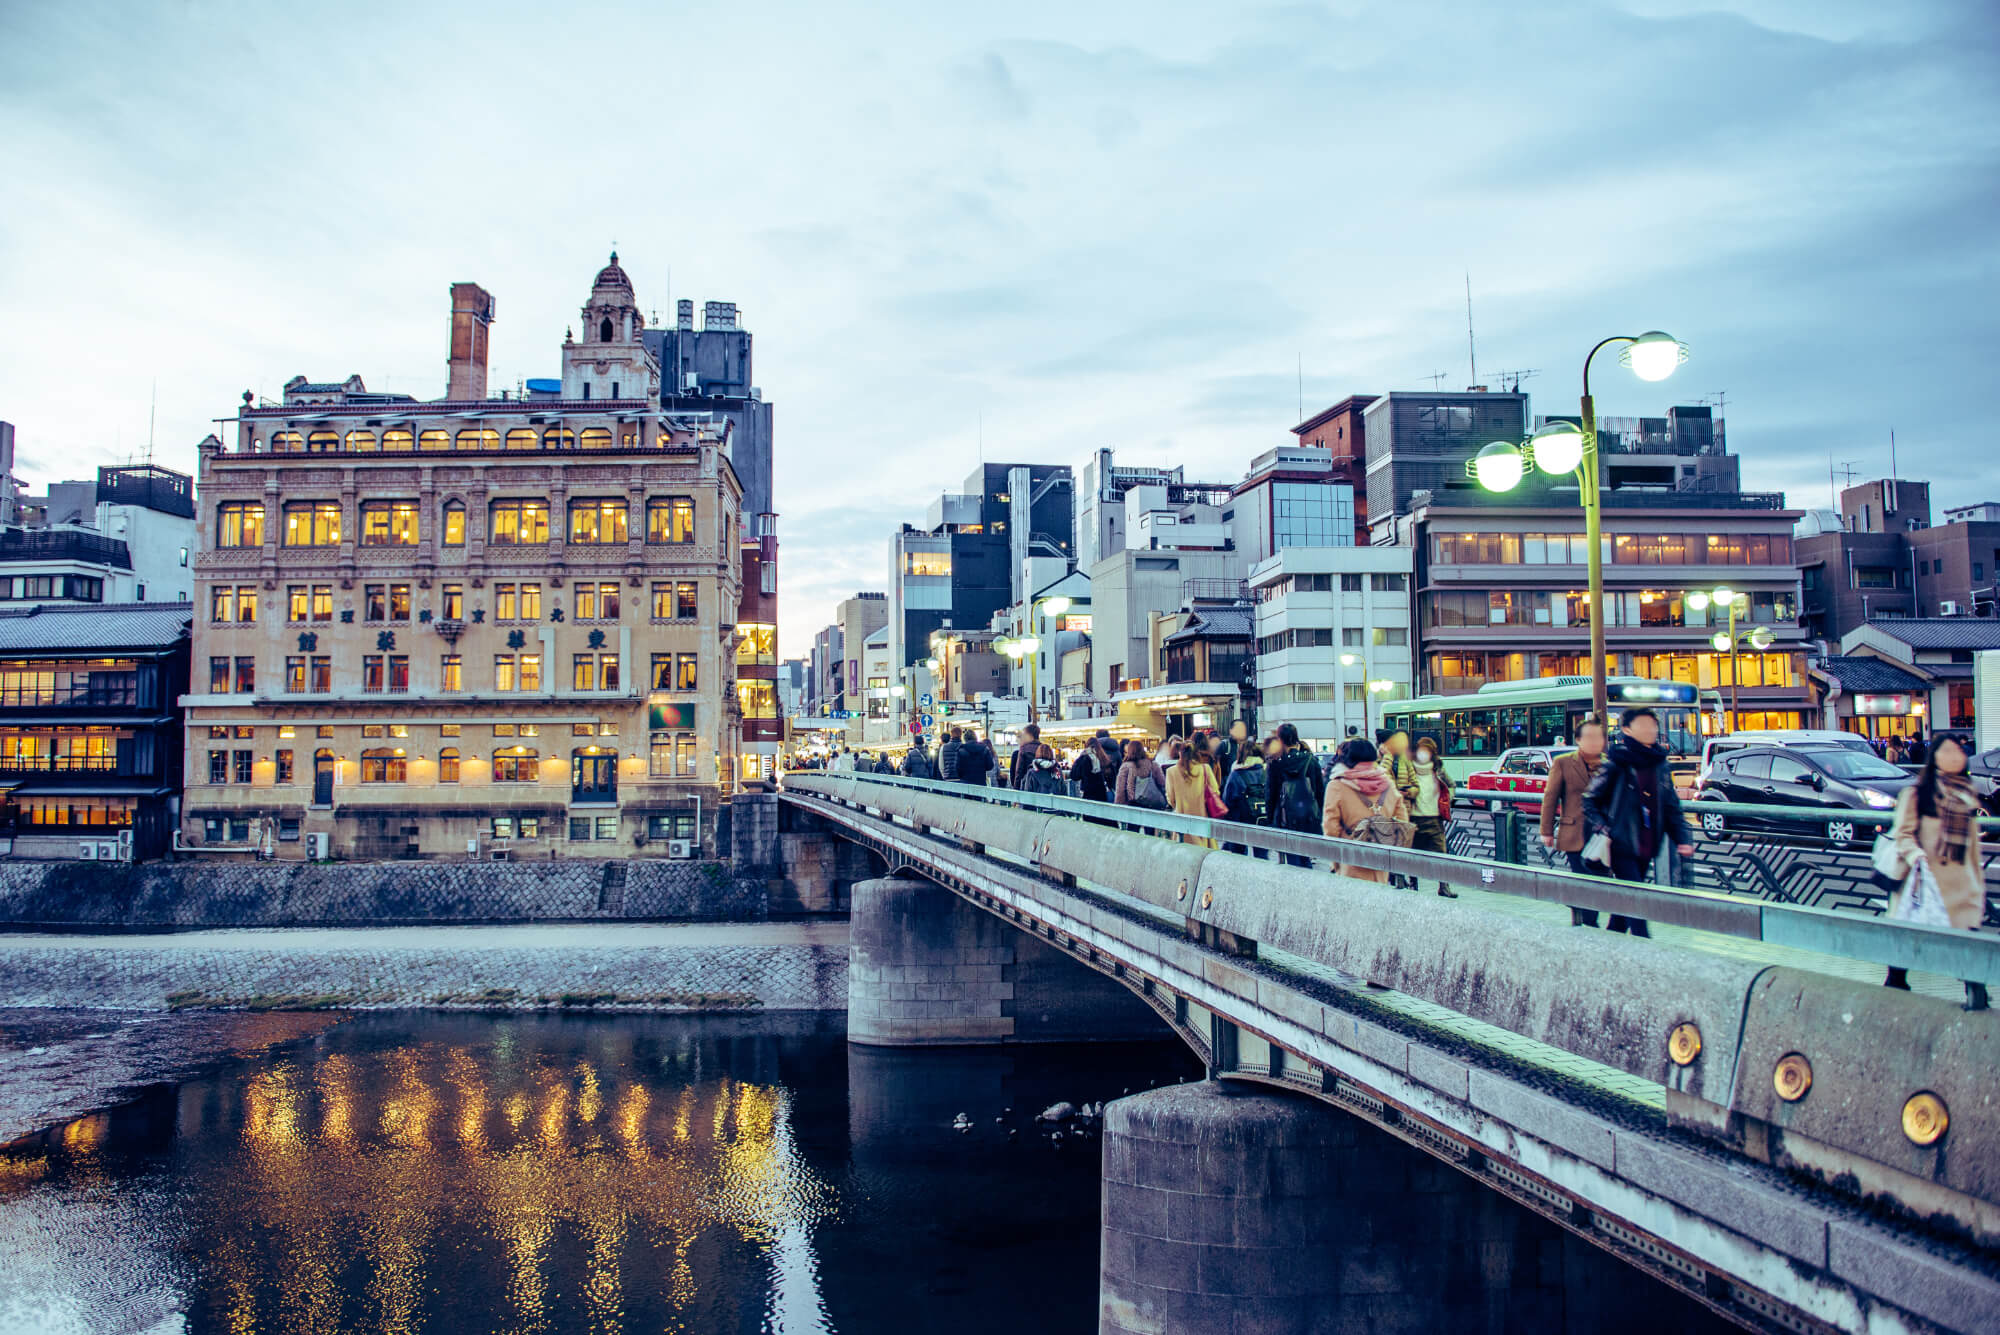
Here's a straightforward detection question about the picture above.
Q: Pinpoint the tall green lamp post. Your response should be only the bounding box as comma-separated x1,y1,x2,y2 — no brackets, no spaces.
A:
1468,331,1689,722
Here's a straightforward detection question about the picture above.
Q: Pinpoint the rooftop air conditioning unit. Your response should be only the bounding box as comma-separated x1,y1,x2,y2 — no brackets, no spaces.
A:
668,839,694,859
1941,600,1961,616
98,841,120,861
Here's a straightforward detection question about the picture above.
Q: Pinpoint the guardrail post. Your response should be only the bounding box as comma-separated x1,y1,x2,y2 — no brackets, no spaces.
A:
1491,808,1522,865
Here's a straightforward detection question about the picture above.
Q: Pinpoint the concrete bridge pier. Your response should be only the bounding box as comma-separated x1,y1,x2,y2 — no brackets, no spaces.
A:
1100,1081,1350,1334
848,876,1164,1046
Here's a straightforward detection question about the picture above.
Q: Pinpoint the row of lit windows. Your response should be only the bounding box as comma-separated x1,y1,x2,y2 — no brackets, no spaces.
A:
1425,589,1797,629
231,651,706,695
261,425,642,454
1430,531,1794,567
1427,650,1804,690
204,736,702,785
214,497,701,549
208,581,705,626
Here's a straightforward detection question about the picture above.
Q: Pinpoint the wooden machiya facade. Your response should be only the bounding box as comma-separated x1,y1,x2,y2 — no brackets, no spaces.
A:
183,258,745,860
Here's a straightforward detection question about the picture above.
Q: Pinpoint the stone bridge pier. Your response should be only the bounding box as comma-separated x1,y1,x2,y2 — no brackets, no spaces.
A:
848,876,1164,1046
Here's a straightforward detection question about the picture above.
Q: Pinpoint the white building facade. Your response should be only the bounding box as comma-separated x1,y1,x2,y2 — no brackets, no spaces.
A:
1250,545,1415,750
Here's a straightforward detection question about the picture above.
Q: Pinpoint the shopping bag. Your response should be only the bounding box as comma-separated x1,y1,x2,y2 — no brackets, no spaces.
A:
1891,858,1953,929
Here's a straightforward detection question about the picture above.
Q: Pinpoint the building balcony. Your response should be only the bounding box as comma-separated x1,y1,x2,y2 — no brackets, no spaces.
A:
0,529,132,569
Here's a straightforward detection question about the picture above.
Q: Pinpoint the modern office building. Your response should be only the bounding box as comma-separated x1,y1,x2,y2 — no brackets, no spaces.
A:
0,463,197,608
1362,391,1532,541
1286,395,1374,540
1229,444,1359,560
1797,479,2000,641
183,257,744,859
0,602,190,860
1249,546,1415,749
887,462,1073,675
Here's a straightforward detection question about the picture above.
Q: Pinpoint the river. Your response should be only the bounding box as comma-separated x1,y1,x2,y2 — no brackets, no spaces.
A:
0,1012,1731,1333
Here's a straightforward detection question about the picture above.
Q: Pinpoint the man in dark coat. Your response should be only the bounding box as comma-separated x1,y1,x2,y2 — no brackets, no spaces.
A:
1008,723,1042,789
939,728,963,781
956,730,996,787
1580,707,1694,938
900,739,935,780
1070,733,1114,802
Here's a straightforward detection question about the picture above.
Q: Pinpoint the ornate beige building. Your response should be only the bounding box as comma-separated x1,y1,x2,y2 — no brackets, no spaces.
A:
184,257,744,859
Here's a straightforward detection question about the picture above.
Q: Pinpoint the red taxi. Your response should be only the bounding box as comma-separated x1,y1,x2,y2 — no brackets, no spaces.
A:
1464,746,1575,812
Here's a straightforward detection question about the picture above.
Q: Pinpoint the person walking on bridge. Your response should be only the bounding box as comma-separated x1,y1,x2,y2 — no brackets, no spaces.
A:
1008,723,1042,790
1885,733,1986,997
939,728,963,781
1580,707,1694,938
1321,738,1410,884
956,730,996,788
1021,743,1067,797
1114,739,1169,810
1542,715,1609,927
1069,732,1114,802
900,738,935,781
1166,739,1223,847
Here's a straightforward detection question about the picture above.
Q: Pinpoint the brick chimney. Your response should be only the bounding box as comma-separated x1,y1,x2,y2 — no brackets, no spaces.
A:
446,282,495,400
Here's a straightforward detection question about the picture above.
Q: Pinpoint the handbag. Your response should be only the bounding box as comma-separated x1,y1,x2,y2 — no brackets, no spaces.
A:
1891,857,1953,928
1203,773,1229,819
1869,833,1909,894
1580,832,1612,866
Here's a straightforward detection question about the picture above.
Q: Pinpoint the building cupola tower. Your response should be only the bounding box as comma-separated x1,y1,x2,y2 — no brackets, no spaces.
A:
560,253,661,403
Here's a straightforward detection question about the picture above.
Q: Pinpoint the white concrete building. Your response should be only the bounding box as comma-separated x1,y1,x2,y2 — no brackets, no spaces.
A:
1249,545,1415,749
2,464,196,608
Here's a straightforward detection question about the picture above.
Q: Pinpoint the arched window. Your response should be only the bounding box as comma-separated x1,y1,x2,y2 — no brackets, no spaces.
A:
491,747,538,782
344,430,377,451
438,748,460,783
579,427,612,450
442,501,466,546
621,423,639,448
306,430,338,453
543,427,575,450
599,317,614,343
505,428,538,451
382,428,415,452
271,431,303,453
455,427,499,451
418,429,450,452
360,748,407,783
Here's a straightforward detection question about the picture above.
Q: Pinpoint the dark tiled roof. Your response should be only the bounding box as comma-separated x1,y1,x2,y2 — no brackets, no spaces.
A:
1865,618,2000,650
0,603,191,654
1165,605,1254,643
1816,656,1929,694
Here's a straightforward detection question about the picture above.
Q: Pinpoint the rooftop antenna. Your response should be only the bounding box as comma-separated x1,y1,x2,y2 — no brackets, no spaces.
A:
1890,428,1898,484
1297,353,1304,422
1490,369,1539,394
1465,272,1477,388
1424,370,1449,391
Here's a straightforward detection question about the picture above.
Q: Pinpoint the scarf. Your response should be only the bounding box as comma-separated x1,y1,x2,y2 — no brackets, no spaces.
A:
1342,762,1391,798
1410,758,1440,817
1934,772,1980,865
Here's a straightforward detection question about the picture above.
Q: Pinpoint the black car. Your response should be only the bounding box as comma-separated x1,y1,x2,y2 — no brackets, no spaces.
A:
1968,747,2000,816
1695,743,1914,845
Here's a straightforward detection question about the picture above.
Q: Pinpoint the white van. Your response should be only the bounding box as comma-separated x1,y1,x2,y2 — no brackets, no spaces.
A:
1696,729,1875,790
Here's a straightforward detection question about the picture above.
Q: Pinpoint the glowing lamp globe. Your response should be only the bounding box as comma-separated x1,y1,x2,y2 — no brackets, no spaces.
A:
1016,635,1041,654
1748,626,1776,650
1471,441,1525,492
1042,596,1072,617
1622,331,1688,383
1685,591,1710,612
1529,421,1586,475
1711,633,1732,652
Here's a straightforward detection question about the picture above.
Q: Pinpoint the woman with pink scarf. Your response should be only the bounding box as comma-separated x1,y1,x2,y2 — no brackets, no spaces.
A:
1321,738,1409,884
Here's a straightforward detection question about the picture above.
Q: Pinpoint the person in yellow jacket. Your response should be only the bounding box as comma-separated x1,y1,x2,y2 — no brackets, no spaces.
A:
1165,742,1222,848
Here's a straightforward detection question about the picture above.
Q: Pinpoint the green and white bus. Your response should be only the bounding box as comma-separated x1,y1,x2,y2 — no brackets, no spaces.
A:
1380,677,1705,781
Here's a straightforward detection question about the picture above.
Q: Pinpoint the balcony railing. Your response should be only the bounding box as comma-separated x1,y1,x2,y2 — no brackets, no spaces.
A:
0,529,133,567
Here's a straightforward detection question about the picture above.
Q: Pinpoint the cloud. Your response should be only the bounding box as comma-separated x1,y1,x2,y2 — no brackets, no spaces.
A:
0,0,1994,655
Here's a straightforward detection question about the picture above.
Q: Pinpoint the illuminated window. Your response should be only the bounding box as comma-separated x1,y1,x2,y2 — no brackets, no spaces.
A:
571,653,620,691
442,501,466,546
495,583,542,620
269,431,303,454
216,502,264,548
491,748,539,782
418,429,450,452
282,502,342,547
441,584,463,619
736,623,776,665
489,501,550,544
210,585,257,623
736,679,778,719
903,551,951,577
568,499,628,544
580,427,612,450
543,427,576,450
440,654,462,692
344,430,377,451
382,428,414,452
575,582,620,620
455,427,499,451
647,497,697,543
504,428,538,451
306,430,338,453
439,748,460,783
360,500,420,546
360,748,407,783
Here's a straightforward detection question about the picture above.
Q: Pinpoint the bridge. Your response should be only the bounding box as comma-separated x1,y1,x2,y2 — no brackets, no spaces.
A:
777,772,2000,1335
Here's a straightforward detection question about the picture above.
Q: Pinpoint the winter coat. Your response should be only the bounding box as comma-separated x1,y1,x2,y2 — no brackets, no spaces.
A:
1322,763,1409,884
1384,750,1420,808
1581,737,1691,869
956,740,995,787
939,739,962,781
1070,746,1112,802
1264,748,1326,831
1538,751,1602,854
1165,760,1221,818
900,747,935,780
1022,758,1067,796
873,755,895,774
1890,783,1987,929
1408,758,1452,820
1114,758,1167,807
1222,759,1268,824
1009,742,1043,790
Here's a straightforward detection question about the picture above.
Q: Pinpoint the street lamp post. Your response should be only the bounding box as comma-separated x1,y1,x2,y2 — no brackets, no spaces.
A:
1469,331,1688,723
1688,586,1772,733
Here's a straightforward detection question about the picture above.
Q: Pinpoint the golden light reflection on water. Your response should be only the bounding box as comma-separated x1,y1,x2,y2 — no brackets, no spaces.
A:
177,1028,837,1334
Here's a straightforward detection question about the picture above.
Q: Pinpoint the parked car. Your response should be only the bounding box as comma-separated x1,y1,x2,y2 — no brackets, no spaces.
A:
1465,745,1575,812
1695,729,1875,790
1694,743,1915,845
1968,747,2000,815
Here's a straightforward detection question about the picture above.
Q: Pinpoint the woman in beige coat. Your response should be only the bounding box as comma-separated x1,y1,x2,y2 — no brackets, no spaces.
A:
1165,743,1222,848
1886,733,1987,993
1321,738,1409,883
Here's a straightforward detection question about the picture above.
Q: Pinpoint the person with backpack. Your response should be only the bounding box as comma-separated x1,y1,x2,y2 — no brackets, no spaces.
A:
1114,739,1170,810
873,752,896,774
1264,723,1326,829
1009,723,1042,789
1069,733,1114,802
900,738,935,781
1321,738,1412,884
956,730,996,787
1021,743,1068,797
939,728,963,781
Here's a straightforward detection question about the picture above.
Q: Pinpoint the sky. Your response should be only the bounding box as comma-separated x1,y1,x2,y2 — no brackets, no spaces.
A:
2,0,1996,655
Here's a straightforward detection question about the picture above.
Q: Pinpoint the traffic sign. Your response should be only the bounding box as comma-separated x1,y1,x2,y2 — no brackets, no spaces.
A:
920,693,933,707
920,713,935,728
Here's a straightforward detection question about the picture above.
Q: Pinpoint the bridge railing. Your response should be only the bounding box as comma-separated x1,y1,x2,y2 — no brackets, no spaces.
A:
790,771,2000,997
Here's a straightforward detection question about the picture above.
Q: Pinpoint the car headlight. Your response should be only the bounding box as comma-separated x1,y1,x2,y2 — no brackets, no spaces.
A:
1863,789,1896,808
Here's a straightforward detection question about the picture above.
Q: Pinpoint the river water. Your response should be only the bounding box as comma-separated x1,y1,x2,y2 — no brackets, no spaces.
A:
0,1013,1730,1333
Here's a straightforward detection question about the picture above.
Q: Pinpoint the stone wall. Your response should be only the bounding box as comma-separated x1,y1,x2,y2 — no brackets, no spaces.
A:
0,857,767,929
0,924,849,1013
